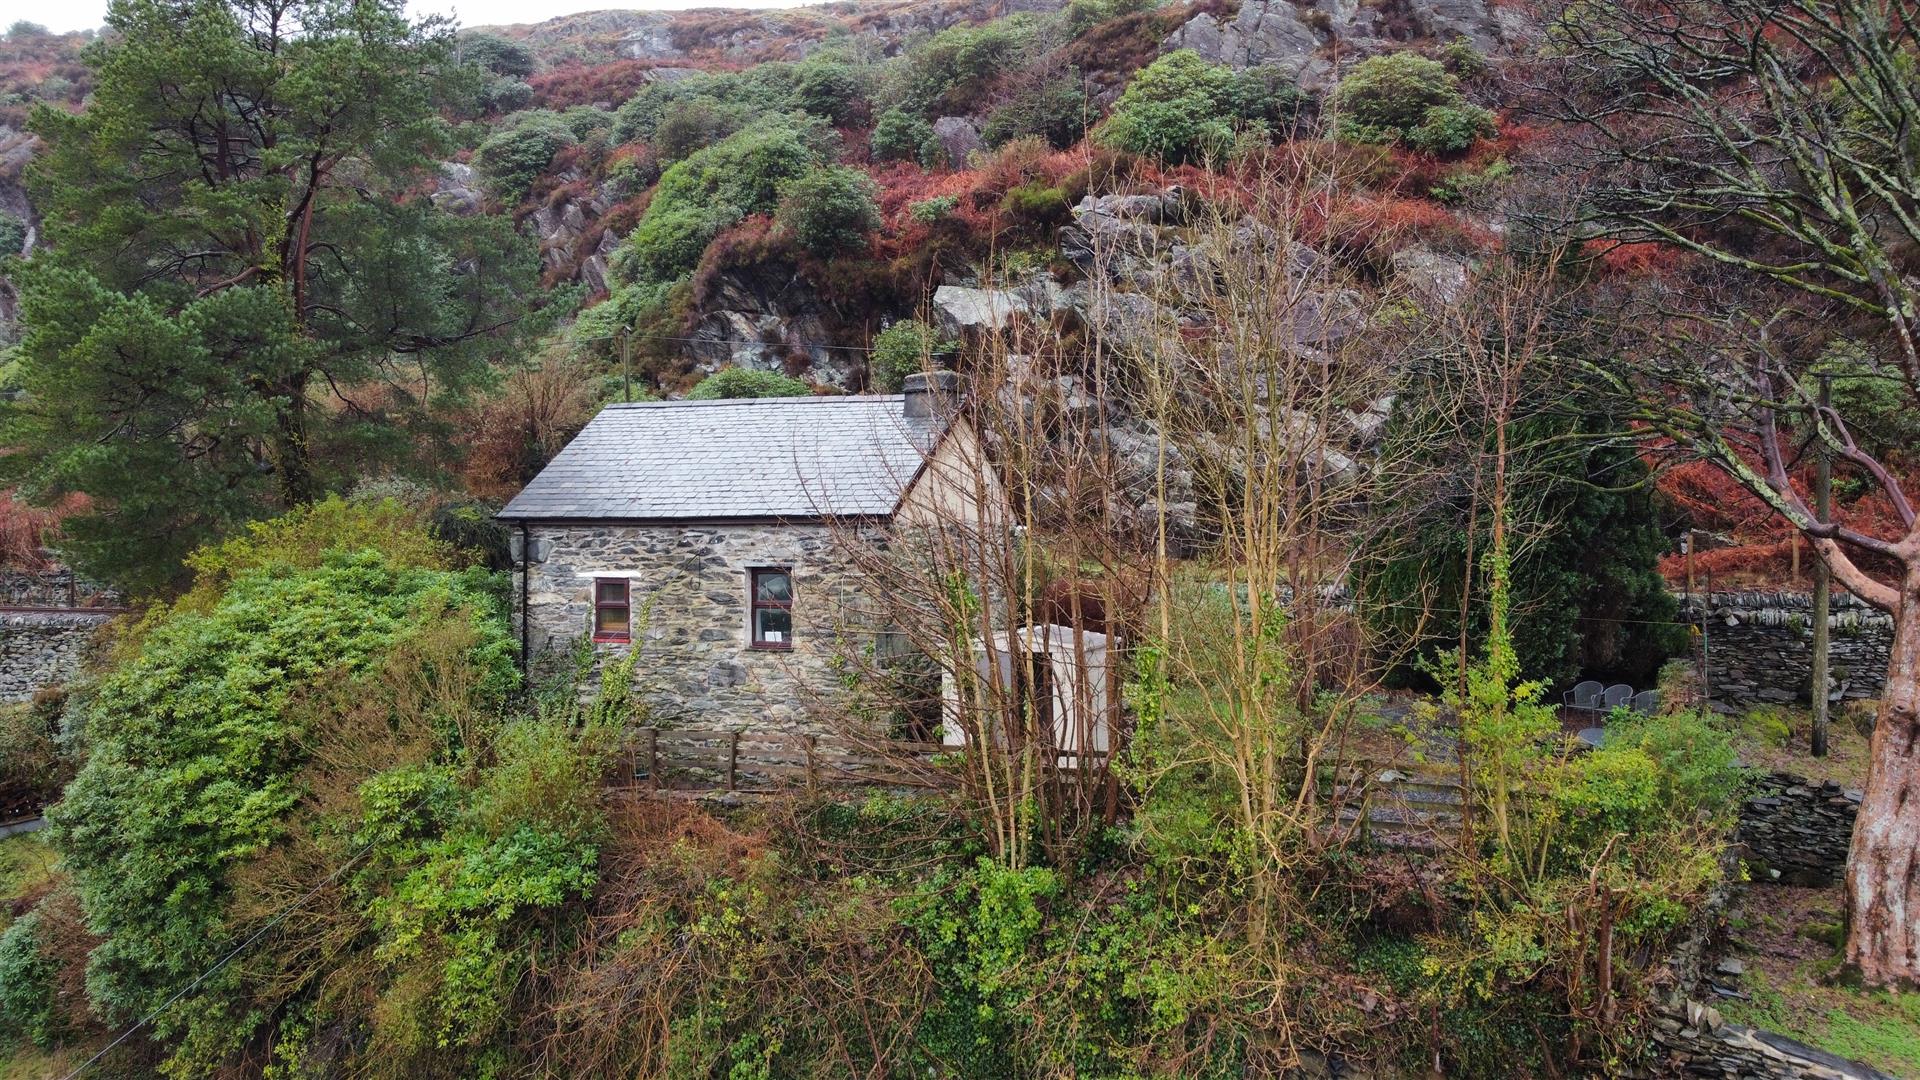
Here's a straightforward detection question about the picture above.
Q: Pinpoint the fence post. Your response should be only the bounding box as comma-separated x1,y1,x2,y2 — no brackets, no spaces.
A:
727,730,740,792
646,727,658,791
804,734,817,790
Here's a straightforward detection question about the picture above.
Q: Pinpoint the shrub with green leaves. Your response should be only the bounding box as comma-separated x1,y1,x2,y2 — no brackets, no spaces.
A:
472,110,576,201
686,368,813,399
613,118,828,286
608,66,801,147
871,107,941,165
793,59,868,125
0,210,25,257
778,166,882,256
1333,51,1495,154
887,17,1039,115
870,319,955,391
43,503,517,1066
981,74,1088,149
1098,51,1303,164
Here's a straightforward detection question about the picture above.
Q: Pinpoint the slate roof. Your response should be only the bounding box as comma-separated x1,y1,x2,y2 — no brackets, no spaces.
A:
497,395,949,521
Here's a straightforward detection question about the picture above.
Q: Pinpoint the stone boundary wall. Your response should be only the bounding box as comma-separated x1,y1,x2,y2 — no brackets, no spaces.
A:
1674,590,1892,710
1,567,119,609
1737,772,1859,886
1,610,111,703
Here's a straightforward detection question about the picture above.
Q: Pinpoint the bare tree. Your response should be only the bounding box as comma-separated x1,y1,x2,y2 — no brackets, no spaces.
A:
1535,0,1920,985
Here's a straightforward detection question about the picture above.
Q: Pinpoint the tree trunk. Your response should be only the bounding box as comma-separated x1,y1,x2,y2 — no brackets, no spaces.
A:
273,374,317,507
1843,567,1920,987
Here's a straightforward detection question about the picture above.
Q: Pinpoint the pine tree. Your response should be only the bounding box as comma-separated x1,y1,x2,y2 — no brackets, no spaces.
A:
1,0,542,592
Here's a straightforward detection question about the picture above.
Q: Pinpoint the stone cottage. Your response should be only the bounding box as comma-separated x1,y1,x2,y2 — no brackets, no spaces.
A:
499,372,1002,733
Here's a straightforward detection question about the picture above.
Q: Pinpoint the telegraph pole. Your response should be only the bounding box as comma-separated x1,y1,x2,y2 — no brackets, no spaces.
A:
1811,374,1832,757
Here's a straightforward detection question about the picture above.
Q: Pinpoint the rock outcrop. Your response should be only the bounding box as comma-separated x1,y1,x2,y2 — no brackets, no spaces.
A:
1160,0,1519,88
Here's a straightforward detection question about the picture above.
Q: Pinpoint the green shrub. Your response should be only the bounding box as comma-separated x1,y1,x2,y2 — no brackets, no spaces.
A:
910,194,960,222
1333,51,1493,154
0,702,70,814
1099,51,1302,164
0,210,25,256
560,104,613,139
871,319,955,391
0,901,61,1046
871,107,941,165
459,32,535,79
793,60,867,125
608,67,801,146
888,17,1039,115
981,74,1089,149
1744,704,1798,747
44,532,516,1059
686,368,813,399
1405,102,1498,154
471,110,576,201
999,180,1070,225
1098,50,1239,163
614,118,826,286
778,166,882,256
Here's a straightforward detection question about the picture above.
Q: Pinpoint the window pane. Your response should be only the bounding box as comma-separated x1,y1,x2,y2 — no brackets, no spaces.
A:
754,571,791,604
755,607,792,644
596,605,630,635
596,579,628,604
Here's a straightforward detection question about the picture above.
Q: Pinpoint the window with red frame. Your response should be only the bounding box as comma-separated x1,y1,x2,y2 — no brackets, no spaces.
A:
593,578,631,641
750,568,793,648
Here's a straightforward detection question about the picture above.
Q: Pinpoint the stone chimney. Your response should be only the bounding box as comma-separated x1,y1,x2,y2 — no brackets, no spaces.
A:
902,370,963,419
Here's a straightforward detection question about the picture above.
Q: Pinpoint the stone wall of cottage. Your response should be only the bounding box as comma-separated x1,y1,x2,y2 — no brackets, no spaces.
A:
518,522,879,733
1673,591,1893,711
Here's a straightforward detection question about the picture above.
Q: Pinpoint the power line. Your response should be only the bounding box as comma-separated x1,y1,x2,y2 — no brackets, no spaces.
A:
58,826,388,1079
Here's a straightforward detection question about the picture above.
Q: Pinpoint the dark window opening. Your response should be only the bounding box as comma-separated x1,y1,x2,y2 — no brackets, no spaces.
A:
594,578,631,641
751,568,793,649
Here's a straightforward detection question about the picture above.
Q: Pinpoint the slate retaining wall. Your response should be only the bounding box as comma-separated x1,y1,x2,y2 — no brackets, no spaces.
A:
1737,772,1860,886
1,610,110,703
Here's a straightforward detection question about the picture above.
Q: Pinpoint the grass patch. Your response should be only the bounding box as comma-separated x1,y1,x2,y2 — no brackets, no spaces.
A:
1726,967,1920,1077
0,834,55,914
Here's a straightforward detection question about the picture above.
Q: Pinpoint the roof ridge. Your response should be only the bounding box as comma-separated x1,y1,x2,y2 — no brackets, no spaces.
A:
606,394,907,409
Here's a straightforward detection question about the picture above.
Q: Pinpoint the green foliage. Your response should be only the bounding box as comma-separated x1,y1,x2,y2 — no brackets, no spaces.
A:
981,74,1088,149
1333,51,1494,154
999,180,1071,225
686,368,812,400
792,59,868,125
608,66,802,148
2,0,542,593
910,194,960,222
870,319,955,391
458,32,534,79
44,515,516,1063
1361,415,1687,688
1098,51,1302,164
870,107,941,165
613,118,827,287
887,17,1040,116
777,166,881,256
472,109,577,201
0,903,62,1046
0,701,71,815
0,210,24,256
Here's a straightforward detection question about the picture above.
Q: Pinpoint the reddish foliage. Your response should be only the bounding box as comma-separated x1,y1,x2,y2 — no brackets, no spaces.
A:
1595,241,1692,277
530,60,703,109
1318,194,1491,260
0,489,86,569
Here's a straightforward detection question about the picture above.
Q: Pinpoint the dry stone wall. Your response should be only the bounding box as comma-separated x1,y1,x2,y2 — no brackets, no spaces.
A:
517,521,882,734
1737,772,1859,887
1675,591,1892,710
1,610,108,703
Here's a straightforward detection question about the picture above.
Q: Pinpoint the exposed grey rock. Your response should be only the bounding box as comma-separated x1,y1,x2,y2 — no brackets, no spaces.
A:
431,161,483,216
931,284,1035,338
930,116,983,169
1388,245,1469,307
687,263,860,388
1163,0,1329,84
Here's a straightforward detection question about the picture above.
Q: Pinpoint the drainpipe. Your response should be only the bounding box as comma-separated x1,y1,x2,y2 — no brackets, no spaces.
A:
519,522,531,672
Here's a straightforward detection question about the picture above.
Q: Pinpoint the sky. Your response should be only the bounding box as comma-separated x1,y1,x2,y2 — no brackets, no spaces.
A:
19,0,824,37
